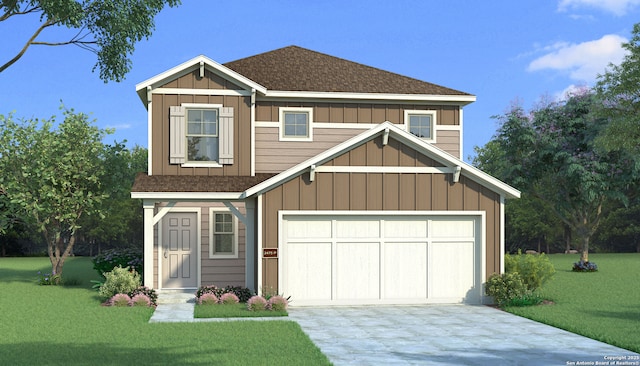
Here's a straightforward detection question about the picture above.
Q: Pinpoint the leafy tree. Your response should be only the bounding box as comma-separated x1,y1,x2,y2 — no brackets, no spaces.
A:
78,144,147,253
0,107,110,279
488,90,637,263
595,22,640,154
1,0,181,82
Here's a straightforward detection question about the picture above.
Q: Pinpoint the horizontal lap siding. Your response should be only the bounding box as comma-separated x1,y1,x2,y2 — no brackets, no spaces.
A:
260,138,502,292
435,130,461,158
255,127,363,173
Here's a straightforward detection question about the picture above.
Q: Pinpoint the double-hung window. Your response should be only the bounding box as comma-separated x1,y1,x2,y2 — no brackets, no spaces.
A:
209,209,237,258
187,109,219,162
405,110,436,142
280,107,313,141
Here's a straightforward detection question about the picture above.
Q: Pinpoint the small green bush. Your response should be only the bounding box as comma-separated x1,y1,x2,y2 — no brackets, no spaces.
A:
505,251,555,291
98,266,141,300
486,272,527,306
92,248,143,278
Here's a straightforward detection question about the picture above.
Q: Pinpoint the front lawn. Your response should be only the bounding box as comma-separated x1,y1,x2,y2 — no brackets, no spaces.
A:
0,257,330,366
505,253,640,353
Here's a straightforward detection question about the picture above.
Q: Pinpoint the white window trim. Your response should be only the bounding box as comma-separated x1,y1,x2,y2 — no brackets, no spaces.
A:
279,107,313,142
209,207,239,259
404,110,436,143
184,103,223,166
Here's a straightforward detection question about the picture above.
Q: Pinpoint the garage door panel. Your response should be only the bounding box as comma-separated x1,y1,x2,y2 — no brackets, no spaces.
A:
431,218,475,238
382,242,427,299
336,220,380,238
429,241,475,301
286,219,332,239
336,242,380,299
384,219,428,238
282,214,481,306
285,242,332,301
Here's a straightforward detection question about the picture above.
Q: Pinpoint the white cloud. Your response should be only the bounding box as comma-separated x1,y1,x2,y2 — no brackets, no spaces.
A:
554,84,590,101
527,34,627,83
105,123,132,130
558,0,640,16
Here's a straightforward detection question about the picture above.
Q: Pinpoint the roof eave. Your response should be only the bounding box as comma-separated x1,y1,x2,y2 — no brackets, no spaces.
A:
131,191,245,200
135,55,267,106
262,90,476,105
244,122,519,199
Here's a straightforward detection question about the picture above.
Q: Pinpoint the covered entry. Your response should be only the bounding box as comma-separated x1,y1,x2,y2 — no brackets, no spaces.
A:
279,212,485,306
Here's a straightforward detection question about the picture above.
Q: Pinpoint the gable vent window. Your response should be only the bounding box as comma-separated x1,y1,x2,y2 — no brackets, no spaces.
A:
405,110,436,142
280,107,313,141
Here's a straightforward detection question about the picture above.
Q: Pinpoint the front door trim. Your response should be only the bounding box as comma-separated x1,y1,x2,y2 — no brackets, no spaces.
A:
158,207,201,289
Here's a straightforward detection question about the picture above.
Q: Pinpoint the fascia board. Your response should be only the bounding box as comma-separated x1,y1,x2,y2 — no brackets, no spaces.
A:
135,55,267,105
263,90,476,105
131,191,245,200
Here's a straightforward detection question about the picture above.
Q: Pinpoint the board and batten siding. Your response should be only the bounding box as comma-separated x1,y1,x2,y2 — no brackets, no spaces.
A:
260,136,502,293
256,101,460,125
151,93,251,176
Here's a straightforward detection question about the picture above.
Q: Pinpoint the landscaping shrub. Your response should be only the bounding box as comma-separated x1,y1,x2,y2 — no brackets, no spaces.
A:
128,286,158,306
505,251,555,291
98,266,141,300
196,285,253,303
109,293,131,307
247,295,267,311
92,248,143,278
267,295,288,311
36,271,61,286
573,260,598,272
486,272,527,306
129,294,152,307
197,293,219,305
220,293,240,304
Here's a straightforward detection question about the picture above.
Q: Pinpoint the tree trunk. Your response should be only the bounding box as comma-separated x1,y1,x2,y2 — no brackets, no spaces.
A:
565,226,572,253
47,232,77,283
580,236,590,263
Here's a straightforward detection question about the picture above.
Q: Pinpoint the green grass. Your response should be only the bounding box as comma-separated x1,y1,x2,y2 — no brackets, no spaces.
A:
0,257,330,366
194,302,288,318
504,253,640,353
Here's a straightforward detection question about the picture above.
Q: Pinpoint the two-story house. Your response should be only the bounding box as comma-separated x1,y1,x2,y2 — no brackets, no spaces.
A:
132,46,520,306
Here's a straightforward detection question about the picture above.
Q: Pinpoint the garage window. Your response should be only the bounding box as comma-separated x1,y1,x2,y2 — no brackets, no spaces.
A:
209,209,237,258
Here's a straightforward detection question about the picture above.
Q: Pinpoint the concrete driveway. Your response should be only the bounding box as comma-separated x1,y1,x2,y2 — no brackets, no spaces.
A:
288,305,638,366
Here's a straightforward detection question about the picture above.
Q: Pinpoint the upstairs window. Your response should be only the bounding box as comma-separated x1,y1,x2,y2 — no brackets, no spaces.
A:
187,109,219,162
280,107,313,141
405,110,436,142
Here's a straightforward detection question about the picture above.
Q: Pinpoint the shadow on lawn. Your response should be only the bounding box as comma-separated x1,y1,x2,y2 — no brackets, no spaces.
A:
0,341,224,366
0,266,51,283
584,307,640,322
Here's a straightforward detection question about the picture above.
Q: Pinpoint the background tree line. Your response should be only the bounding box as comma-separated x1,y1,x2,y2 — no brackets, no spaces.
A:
473,23,640,258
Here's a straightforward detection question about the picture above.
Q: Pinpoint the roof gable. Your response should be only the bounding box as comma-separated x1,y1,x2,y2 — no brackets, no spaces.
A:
224,46,471,96
245,122,520,199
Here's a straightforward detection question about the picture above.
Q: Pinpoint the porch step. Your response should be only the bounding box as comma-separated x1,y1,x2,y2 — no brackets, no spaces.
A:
156,290,196,304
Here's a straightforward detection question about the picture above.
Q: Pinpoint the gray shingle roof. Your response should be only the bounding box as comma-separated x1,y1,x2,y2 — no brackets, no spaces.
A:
224,46,471,96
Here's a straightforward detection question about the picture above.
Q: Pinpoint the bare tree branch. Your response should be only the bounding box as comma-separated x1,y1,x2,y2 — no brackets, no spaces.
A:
0,5,40,22
0,18,56,73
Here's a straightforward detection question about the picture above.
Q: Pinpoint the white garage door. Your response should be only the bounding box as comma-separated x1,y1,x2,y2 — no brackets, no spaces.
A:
280,213,483,306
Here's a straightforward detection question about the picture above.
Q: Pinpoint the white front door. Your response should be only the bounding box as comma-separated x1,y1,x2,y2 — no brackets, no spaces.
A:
281,213,482,306
162,212,198,288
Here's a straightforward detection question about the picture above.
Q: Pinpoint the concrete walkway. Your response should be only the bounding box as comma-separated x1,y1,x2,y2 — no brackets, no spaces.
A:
150,292,638,365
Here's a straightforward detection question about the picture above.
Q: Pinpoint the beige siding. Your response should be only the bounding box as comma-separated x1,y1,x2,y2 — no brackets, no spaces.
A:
255,127,363,173
152,202,246,289
260,136,502,293
161,69,243,90
435,130,461,158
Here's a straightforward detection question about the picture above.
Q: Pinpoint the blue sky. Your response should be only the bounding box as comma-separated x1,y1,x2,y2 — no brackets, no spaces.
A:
2,0,639,162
